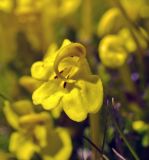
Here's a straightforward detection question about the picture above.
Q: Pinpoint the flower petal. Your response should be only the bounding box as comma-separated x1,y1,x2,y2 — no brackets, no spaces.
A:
54,127,72,160
41,127,72,160
34,125,47,147
19,76,42,92
3,101,19,129
44,43,58,60
13,100,34,115
76,76,103,113
51,103,63,119
31,61,53,81
71,59,91,80
9,132,39,160
61,39,72,48
32,80,66,110
62,88,87,122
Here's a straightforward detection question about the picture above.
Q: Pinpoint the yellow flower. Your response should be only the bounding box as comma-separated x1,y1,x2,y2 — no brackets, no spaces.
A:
3,101,44,160
16,0,43,13
9,132,40,160
118,28,137,53
46,0,81,18
0,0,13,13
121,0,147,21
97,8,124,36
31,39,103,122
132,120,149,133
9,112,72,160
3,100,34,129
98,35,128,68
19,75,42,93
15,0,81,50
9,112,50,160
15,0,81,20
132,120,149,147
41,127,72,160
15,0,43,22
118,28,148,52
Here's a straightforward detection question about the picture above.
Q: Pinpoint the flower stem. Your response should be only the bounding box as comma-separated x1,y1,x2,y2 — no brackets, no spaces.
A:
83,136,110,160
110,99,140,160
89,112,103,159
80,0,93,42
112,117,140,160
119,63,136,93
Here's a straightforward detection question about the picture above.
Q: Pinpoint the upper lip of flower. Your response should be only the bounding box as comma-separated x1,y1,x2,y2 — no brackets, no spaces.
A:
53,43,86,83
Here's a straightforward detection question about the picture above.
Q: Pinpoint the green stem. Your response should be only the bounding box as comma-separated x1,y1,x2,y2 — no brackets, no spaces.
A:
89,112,103,159
119,63,136,93
83,136,110,160
81,0,93,42
112,117,140,160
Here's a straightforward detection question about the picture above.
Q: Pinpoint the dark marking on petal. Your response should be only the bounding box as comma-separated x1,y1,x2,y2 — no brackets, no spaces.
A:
63,82,67,88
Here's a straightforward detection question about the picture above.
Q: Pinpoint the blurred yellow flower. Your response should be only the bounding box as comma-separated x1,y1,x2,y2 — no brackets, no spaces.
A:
97,8,124,36
15,0,81,21
4,100,72,160
15,0,43,22
19,75,42,93
31,39,103,122
3,100,34,129
132,120,149,133
8,112,50,160
0,0,13,13
132,120,149,147
9,132,40,160
98,35,128,68
118,28,148,52
98,27,148,68
118,28,137,53
15,0,81,50
41,127,72,160
46,0,81,19
8,112,72,160
121,0,148,21
97,2,149,50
